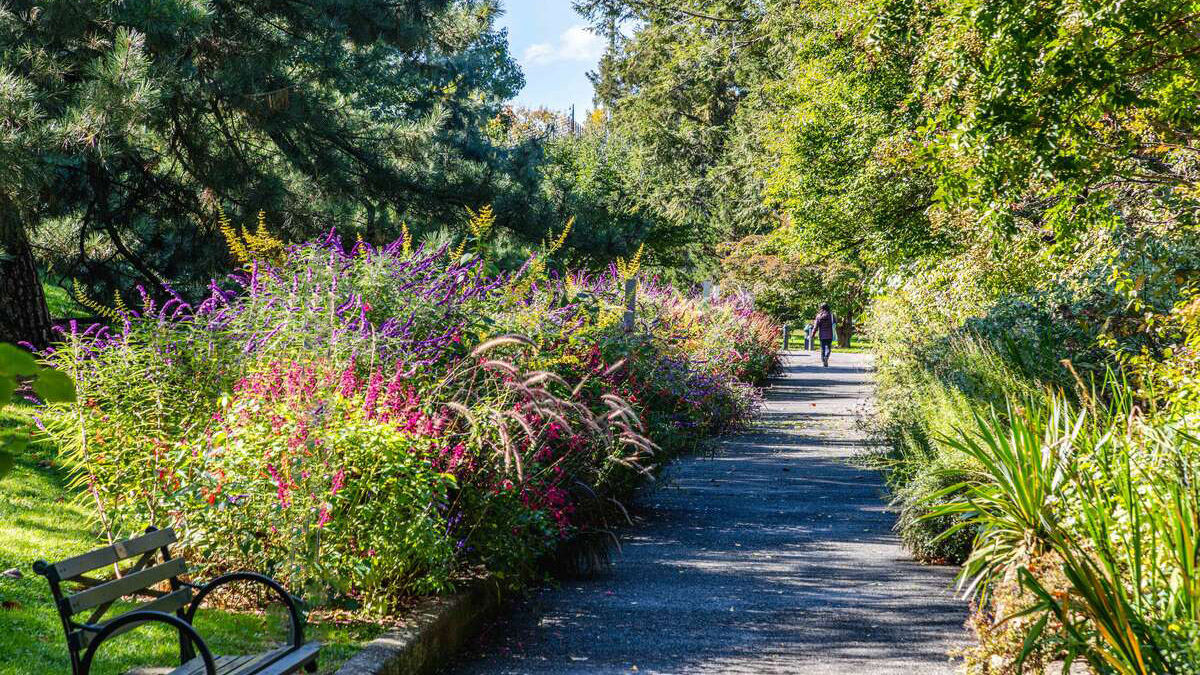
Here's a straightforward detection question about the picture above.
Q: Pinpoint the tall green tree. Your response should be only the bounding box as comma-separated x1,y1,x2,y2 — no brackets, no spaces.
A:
757,0,945,263
575,0,777,265
572,1,632,111
899,0,1200,237
0,0,521,345
537,115,690,274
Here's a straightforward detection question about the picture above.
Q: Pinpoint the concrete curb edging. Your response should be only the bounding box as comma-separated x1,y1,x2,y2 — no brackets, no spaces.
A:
334,579,503,675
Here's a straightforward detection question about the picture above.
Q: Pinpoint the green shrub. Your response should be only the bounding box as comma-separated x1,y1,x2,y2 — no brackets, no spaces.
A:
866,230,1200,670
924,395,1080,600
893,454,976,563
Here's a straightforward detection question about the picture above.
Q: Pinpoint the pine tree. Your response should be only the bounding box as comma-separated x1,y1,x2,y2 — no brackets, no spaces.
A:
573,0,632,112
0,0,521,345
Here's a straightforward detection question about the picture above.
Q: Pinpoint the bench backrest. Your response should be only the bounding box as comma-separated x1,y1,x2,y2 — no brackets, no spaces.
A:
33,527,192,674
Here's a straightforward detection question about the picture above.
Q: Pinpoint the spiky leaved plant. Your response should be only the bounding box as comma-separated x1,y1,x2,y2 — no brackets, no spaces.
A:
923,393,1081,601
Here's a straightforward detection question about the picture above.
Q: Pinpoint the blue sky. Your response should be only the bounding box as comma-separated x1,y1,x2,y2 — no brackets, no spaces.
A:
497,1,603,116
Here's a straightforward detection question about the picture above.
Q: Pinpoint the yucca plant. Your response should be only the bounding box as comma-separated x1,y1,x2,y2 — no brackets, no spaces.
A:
925,378,1200,672
1016,422,1200,675
923,393,1083,600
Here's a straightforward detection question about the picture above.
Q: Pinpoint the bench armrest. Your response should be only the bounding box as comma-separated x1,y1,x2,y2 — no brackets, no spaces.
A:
79,610,216,675
185,572,306,647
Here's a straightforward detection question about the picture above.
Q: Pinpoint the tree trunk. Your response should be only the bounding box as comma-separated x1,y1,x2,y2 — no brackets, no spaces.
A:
0,226,53,348
838,314,854,348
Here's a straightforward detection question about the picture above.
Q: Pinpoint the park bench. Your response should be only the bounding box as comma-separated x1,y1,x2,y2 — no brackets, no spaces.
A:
33,526,320,675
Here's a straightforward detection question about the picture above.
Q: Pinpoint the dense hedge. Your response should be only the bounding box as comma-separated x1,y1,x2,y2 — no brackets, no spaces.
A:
866,229,1200,671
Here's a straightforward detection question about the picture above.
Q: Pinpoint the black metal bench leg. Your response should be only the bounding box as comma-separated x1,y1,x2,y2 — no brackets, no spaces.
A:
305,659,318,673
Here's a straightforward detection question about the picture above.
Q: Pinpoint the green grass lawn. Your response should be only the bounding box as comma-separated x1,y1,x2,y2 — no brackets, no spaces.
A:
783,333,873,353
0,410,380,675
42,280,86,320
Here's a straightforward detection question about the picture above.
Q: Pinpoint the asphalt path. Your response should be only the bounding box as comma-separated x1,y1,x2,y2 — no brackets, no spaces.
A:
443,351,969,674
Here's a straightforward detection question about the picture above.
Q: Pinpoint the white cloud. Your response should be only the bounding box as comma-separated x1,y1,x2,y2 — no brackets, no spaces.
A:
522,25,605,66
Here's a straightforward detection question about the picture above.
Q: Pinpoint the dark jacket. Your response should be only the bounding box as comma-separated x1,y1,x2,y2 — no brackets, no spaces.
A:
814,310,836,340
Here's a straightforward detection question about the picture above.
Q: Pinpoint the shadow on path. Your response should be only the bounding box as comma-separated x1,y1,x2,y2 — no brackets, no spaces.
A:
442,352,970,675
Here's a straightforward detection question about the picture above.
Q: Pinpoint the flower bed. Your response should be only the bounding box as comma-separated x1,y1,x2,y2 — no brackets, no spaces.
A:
42,235,780,610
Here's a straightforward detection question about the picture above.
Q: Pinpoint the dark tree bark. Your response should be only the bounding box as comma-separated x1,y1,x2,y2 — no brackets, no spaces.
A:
837,285,864,348
838,315,855,348
0,225,53,348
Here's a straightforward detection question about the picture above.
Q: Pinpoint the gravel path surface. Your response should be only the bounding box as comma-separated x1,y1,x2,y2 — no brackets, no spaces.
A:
443,351,969,674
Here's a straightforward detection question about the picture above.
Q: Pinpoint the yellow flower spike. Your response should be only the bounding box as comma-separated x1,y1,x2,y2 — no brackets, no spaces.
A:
616,242,645,282
73,279,122,323
112,289,129,316
247,211,285,261
504,217,576,302
446,237,468,272
400,221,412,258
217,205,250,266
543,217,574,256
466,204,496,240
219,208,285,267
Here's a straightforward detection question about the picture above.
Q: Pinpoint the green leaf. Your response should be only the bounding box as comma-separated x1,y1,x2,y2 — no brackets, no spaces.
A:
1,433,29,455
0,451,12,479
1061,650,1078,675
0,343,38,377
1015,612,1049,670
0,375,15,406
32,368,76,403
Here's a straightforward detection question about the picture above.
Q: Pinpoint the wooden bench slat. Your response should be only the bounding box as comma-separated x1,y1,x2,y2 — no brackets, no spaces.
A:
253,643,319,675
204,658,232,675
170,655,241,675
221,643,319,675
53,528,177,580
65,558,187,615
224,651,282,675
160,645,318,675
74,588,195,648
217,656,255,674
220,649,280,675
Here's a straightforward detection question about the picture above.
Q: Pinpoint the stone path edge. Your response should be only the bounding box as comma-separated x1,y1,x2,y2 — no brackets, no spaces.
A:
334,578,504,675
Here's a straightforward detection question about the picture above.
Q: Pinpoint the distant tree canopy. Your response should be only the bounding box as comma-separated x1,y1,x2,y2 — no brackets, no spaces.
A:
575,0,1200,313
719,232,870,345
575,0,778,246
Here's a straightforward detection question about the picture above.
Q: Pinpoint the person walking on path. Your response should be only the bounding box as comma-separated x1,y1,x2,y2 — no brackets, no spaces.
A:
443,352,969,675
812,303,837,367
